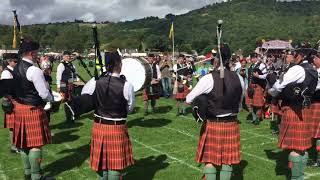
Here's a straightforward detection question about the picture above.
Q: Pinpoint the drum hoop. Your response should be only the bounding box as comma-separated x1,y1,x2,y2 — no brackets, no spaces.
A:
121,57,153,91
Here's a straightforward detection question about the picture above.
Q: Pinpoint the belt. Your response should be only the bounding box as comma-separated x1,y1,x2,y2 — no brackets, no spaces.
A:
207,116,237,122
94,118,126,125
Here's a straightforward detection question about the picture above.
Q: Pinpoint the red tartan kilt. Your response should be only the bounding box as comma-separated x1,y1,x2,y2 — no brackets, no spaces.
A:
90,122,134,171
252,84,265,107
4,113,15,129
196,121,241,166
245,93,252,107
13,102,51,148
3,100,16,129
271,100,282,115
278,107,313,151
310,103,320,138
143,89,160,101
175,85,190,100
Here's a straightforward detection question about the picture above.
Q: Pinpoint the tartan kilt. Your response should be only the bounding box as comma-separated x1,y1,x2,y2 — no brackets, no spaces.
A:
13,102,51,148
252,84,265,107
271,100,283,116
90,122,134,171
60,83,74,101
3,99,16,129
310,103,320,138
4,113,15,129
196,121,241,166
175,84,190,100
278,106,313,151
245,93,252,107
142,89,160,101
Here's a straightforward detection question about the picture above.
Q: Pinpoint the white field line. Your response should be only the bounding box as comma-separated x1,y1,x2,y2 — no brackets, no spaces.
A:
132,139,201,172
133,139,193,150
240,130,277,141
0,162,8,180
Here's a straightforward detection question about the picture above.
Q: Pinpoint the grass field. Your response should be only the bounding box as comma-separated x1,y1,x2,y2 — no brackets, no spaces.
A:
1,62,320,180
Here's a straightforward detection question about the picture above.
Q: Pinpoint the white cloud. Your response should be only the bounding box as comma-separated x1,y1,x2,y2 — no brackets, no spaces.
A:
0,0,302,25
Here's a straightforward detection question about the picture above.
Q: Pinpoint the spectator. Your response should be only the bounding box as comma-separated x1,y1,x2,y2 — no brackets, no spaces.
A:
160,55,172,98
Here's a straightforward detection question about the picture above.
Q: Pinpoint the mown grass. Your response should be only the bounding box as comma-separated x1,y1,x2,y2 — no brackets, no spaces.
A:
0,62,319,180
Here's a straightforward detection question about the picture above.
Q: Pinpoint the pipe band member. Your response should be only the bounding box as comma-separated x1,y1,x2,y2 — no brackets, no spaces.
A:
56,51,79,101
1,53,18,153
268,47,318,180
247,53,267,125
84,51,135,180
13,40,54,180
186,54,244,180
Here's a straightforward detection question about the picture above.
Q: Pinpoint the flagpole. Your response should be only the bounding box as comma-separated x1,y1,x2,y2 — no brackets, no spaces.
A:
172,27,175,65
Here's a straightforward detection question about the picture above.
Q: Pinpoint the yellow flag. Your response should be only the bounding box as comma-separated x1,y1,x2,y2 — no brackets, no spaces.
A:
12,16,17,49
169,22,174,39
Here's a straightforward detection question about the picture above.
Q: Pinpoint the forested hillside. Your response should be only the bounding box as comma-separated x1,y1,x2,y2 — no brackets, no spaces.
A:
1,0,320,55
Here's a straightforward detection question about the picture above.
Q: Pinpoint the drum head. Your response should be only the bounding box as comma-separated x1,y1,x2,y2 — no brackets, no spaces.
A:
121,58,151,92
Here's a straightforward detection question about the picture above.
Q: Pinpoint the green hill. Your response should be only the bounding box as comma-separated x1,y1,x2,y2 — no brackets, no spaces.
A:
1,0,320,55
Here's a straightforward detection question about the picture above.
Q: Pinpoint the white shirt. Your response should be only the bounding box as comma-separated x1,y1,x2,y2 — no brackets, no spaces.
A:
155,64,161,80
234,62,241,72
22,58,53,102
186,72,245,117
0,66,14,79
269,61,306,97
254,61,268,79
81,74,135,113
56,62,78,88
316,68,320,91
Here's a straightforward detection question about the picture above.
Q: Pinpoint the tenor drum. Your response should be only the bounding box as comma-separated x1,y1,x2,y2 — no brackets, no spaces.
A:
121,57,152,92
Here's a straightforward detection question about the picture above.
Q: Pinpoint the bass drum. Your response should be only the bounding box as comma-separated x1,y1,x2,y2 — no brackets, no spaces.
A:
121,57,152,92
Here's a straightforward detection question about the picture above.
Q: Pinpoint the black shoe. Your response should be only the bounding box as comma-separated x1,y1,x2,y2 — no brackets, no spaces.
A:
312,160,320,167
10,147,19,154
24,174,31,180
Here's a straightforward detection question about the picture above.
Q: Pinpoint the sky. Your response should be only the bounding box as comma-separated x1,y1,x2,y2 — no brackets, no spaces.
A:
0,0,232,25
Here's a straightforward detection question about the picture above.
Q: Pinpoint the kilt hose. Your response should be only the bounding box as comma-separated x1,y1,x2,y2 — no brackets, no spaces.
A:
196,120,241,166
175,84,190,100
4,113,15,129
90,122,134,171
310,102,320,139
278,106,313,151
13,102,51,149
142,88,160,101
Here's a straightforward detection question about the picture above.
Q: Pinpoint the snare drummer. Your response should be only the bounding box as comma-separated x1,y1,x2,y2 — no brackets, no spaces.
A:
56,51,79,101
85,51,135,180
143,54,161,115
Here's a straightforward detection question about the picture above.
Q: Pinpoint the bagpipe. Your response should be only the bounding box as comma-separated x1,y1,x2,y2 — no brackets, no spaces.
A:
64,24,102,121
192,20,229,123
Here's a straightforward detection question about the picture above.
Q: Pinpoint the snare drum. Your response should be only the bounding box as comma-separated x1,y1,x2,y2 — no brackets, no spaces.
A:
120,57,152,92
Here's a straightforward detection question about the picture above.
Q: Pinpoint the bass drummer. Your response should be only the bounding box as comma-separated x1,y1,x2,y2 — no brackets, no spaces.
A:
143,54,161,115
